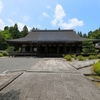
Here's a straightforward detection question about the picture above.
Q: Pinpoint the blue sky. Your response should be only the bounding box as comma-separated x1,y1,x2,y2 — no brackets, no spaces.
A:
0,0,100,33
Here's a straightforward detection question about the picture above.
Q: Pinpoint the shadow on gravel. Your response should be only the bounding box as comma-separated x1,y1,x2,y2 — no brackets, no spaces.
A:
0,89,20,100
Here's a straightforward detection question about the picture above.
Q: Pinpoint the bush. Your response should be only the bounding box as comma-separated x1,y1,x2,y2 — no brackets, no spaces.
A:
77,55,86,61
88,55,96,60
93,61,100,75
96,54,100,59
64,55,72,61
6,46,15,54
2,51,8,56
0,53,3,57
71,54,77,60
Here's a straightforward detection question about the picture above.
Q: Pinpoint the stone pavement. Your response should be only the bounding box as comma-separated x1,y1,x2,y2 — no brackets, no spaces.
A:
0,58,100,100
0,71,23,91
69,60,99,69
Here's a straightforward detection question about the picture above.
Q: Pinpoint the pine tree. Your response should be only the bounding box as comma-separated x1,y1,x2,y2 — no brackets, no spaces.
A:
82,40,98,55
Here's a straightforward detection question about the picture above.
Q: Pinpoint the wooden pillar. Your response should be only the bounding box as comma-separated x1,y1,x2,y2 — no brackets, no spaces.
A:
57,45,60,55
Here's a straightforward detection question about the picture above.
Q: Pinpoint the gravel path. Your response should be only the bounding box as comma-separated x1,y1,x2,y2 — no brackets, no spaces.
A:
0,57,42,73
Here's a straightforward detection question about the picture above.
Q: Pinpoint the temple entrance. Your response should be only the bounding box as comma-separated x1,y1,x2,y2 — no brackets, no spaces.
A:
48,46,57,54
26,46,30,52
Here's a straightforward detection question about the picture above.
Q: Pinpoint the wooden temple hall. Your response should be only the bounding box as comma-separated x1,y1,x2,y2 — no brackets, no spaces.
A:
7,30,99,57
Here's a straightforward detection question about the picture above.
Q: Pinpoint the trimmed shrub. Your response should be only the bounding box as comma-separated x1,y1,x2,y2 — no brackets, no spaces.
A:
0,53,3,57
71,54,77,60
88,55,96,60
64,55,72,61
2,51,8,56
77,55,86,61
93,61,100,75
97,54,100,59
6,46,15,54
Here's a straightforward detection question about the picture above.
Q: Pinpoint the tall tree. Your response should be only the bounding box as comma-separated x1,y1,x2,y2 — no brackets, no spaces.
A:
77,31,82,37
9,24,20,39
30,27,39,32
58,27,60,30
20,25,28,37
83,33,88,38
4,26,9,30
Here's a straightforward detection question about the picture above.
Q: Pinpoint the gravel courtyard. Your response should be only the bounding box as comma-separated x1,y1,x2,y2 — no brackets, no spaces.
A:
0,57,42,73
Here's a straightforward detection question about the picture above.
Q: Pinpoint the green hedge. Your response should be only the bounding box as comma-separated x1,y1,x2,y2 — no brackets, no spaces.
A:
93,61,100,75
0,53,3,57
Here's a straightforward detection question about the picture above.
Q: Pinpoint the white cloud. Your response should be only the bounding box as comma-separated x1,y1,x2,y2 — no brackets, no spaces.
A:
42,12,50,18
0,0,3,13
51,4,66,26
51,4,84,29
59,18,84,29
0,19,5,30
23,16,29,21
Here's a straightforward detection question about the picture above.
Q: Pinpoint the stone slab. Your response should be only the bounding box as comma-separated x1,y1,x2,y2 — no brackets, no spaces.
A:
0,71,23,91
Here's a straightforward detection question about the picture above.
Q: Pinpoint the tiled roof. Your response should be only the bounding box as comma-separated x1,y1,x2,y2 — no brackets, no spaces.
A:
7,30,84,43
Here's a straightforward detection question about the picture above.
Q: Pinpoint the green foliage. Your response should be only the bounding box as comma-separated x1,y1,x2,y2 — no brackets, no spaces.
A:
93,61,100,75
82,33,88,38
77,55,86,61
30,27,39,32
88,55,96,60
64,55,72,61
77,31,82,37
9,24,20,39
0,29,12,49
2,51,8,56
96,54,100,59
20,25,28,38
87,28,100,39
18,47,21,52
6,46,15,54
82,40,98,55
71,54,77,60
0,53,3,57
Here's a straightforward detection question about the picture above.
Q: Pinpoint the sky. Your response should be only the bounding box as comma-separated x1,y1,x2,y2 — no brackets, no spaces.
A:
0,0,100,33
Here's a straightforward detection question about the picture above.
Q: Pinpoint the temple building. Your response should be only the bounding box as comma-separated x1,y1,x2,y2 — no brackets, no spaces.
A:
7,30,99,57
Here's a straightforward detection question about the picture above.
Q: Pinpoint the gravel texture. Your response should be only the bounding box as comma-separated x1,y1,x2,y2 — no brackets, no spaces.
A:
0,57,42,73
